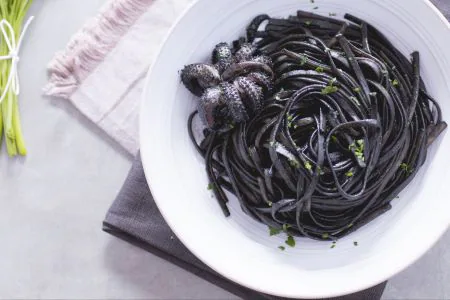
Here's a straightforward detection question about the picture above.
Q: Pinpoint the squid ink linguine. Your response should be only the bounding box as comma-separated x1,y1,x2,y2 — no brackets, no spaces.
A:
180,11,447,241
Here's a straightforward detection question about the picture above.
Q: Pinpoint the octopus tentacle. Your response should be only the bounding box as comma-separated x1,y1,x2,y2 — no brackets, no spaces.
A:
180,42,275,128
234,43,256,62
222,61,274,81
197,86,226,129
181,63,221,96
251,55,273,68
212,42,233,73
221,82,249,122
247,72,273,94
234,77,264,113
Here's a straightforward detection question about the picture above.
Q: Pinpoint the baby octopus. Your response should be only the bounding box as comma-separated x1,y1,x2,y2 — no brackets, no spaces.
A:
180,42,274,130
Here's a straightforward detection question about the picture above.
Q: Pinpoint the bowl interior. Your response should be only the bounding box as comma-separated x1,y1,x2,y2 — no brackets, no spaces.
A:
141,0,450,297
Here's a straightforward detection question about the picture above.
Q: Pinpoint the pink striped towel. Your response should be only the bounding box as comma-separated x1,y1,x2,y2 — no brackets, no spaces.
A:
44,0,193,154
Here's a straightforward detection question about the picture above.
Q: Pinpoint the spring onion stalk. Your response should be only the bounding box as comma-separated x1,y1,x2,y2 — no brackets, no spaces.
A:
0,0,33,157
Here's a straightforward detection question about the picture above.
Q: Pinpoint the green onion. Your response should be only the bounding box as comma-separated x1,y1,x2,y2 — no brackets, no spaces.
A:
0,0,33,157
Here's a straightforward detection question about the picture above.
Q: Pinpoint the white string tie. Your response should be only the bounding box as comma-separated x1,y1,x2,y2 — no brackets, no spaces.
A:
0,16,34,104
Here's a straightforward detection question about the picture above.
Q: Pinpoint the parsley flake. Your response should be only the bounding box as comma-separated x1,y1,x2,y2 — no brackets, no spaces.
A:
345,171,354,177
305,20,312,26
400,163,413,174
329,12,337,16
278,246,286,251
353,87,361,93
207,183,216,191
304,161,313,170
357,139,364,148
330,244,336,249
322,233,330,239
349,140,365,162
315,66,324,73
299,55,308,66
289,159,301,169
313,6,319,9
268,201,273,207
285,235,296,247
269,226,282,236
282,224,292,232
354,241,358,246
321,85,338,95
392,79,399,86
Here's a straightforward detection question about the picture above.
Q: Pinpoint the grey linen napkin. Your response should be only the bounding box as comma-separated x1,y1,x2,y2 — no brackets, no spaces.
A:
103,1,448,299
103,154,386,300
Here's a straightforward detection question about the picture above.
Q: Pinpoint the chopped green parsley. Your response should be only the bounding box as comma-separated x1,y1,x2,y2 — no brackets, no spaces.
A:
304,161,313,170
269,226,282,236
300,55,308,66
315,66,324,73
321,85,338,95
285,235,296,247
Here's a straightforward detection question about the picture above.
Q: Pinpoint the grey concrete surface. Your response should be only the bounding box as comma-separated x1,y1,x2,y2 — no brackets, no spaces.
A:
0,1,448,299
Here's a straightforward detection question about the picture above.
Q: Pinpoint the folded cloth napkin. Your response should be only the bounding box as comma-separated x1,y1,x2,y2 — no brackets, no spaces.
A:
46,0,449,299
103,153,387,300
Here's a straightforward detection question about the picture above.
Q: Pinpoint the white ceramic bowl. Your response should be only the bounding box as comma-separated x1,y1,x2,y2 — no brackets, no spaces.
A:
140,0,450,298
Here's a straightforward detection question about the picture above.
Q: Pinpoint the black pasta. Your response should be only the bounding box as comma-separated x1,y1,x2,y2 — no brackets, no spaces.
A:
184,11,447,240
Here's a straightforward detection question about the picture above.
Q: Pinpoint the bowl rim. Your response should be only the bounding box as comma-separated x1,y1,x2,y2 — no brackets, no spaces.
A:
140,0,450,297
